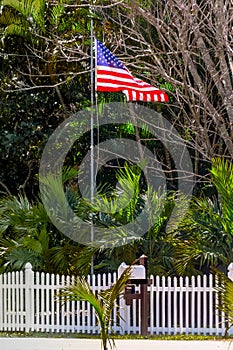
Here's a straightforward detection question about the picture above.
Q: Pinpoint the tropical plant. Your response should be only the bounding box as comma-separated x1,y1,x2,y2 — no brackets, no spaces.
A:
212,267,233,336
210,158,233,235
59,265,132,350
0,0,93,195
0,0,45,40
39,158,179,275
173,158,233,275
0,167,91,274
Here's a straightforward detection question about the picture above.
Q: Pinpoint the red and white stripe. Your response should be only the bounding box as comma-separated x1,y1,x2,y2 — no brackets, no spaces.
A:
96,66,169,103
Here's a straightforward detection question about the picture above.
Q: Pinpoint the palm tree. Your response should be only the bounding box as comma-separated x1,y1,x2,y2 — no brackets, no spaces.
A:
0,168,91,274
59,265,132,350
0,0,45,40
173,158,233,275
60,162,174,275
0,193,96,274
210,158,233,235
0,194,58,272
71,162,179,275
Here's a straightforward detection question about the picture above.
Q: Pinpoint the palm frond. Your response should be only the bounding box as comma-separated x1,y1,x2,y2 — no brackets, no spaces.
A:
0,195,31,235
59,276,106,344
1,0,45,28
211,158,233,232
67,245,98,276
2,21,29,39
39,173,81,229
59,266,132,350
100,265,132,323
0,6,21,25
62,166,78,184
0,237,43,272
50,2,65,27
212,267,233,335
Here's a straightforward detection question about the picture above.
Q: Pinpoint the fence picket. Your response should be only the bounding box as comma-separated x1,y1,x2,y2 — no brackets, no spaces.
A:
45,272,50,332
15,272,19,331
55,274,60,332
87,274,91,334
173,276,177,334
155,275,160,334
111,272,118,333
149,275,154,335
197,275,201,333
3,273,6,330
185,276,189,333
51,273,55,333
0,274,2,331
167,276,171,335
191,276,195,334
61,275,65,333
0,265,231,335
35,272,40,332
19,270,24,331
179,276,183,334
203,275,207,334
7,272,11,331
209,274,213,335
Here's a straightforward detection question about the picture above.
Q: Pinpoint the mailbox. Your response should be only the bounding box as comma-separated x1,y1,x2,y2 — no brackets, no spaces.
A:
118,255,150,336
118,262,146,280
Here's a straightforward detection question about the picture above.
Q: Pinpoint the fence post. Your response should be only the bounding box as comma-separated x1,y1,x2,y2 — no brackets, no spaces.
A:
227,263,233,281
25,263,33,332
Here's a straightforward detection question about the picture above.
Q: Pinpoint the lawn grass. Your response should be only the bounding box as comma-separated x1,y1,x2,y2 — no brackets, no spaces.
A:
0,331,231,341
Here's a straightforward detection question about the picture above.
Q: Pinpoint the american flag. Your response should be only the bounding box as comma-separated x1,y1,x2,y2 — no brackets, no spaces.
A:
95,39,169,103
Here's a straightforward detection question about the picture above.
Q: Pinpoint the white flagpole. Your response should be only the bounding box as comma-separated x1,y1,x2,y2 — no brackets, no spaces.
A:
90,17,95,275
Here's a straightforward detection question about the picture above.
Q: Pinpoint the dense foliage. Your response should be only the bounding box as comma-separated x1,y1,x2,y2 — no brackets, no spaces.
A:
0,0,233,276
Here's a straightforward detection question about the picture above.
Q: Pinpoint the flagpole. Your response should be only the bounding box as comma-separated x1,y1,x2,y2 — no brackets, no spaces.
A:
90,16,95,276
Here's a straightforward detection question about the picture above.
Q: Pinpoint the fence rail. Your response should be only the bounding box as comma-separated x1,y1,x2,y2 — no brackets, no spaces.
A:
0,263,232,335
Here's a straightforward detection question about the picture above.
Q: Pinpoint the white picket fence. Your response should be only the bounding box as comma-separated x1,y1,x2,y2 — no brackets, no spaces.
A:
0,263,232,335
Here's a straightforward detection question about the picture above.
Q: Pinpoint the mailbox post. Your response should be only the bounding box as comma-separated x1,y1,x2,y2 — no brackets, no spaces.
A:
139,255,149,336
118,255,151,336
